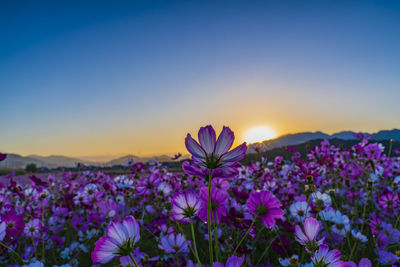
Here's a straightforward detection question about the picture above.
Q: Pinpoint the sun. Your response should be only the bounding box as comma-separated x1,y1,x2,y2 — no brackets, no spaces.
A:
244,126,277,143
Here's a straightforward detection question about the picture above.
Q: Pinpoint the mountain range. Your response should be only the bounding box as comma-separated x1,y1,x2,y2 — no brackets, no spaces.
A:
1,129,399,169
0,153,175,170
247,129,400,153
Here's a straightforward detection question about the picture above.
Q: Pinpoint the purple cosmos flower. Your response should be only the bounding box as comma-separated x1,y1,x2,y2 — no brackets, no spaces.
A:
214,254,245,267
311,245,345,267
185,125,247,175
171,191,201,223
246,190,284,228
0,153,6,162
136,173,161,195
2,209,25,237
24,219,42,238
295,217,324,253
378,250,398,265
158,233,189,254
91,216,140,264
378,192,398,212
345,258,371,267
198,186,229,223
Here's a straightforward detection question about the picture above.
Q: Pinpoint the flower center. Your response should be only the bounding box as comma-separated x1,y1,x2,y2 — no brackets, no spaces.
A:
256,204,268,215
205,155,221,170
183,206,196,218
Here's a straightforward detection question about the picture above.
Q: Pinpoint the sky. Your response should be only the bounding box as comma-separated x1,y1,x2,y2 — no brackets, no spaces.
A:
1,0,400,158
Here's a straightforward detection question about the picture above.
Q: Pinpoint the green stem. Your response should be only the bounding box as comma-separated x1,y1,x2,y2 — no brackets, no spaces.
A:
190,218,202,266
175,222,196,257
207,170,214,267
232,214,258,256
255,234,278,266
129,252,141,267
0,241,24,265
349,239,359,261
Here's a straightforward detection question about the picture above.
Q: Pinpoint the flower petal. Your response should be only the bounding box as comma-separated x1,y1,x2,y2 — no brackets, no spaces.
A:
214,126,234,155
198,125,216,154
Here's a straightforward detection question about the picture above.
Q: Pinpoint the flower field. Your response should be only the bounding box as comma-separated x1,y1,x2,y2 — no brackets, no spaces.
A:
1,125,400,266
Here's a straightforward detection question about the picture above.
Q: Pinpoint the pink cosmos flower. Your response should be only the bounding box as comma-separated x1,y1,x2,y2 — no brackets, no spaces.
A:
198,186,229,223
92,216,140,264
246,191,284,228
311,245,345,267
295,217,324,253
0,153,6,162
184,125,247,175
171,191,201,223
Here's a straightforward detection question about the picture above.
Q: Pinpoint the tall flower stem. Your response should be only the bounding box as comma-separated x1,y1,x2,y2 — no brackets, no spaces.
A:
129,253,141,267
232,213,258,256
207,170,214,267
0,241,24,265
190,218,202,266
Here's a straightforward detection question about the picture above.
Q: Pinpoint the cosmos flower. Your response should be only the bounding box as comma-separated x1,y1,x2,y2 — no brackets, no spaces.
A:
295,217,324,253
198,187,229,223
378,250,398,265
171,153,182,160
345,258,371,267
290,201,311,221
378,192,398,212
311,245,345,267
171,191,201,223
158,233,189,254
214,254,245,267
91,216,140,264
2,209,25,237
24,219,42,238
246,190,284,228
185,125,247,175
136,173,161,195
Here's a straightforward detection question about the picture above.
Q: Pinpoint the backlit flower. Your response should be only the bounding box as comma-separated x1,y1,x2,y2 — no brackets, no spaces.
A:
91,216,140,264
246,190,284,228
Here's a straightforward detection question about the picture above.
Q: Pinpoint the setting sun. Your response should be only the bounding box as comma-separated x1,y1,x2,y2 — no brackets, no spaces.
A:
244,126,278,143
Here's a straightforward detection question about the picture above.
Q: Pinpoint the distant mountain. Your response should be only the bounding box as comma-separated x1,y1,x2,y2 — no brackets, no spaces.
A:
0,153,179,170
247,129,400,153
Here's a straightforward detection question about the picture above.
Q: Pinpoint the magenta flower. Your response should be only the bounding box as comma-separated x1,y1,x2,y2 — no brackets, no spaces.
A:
198,186,229,223
246,191,284,228
214,254,245,267
0,153,6,162
345,258,371,267
378,192,398,212
295,217,324,253
158,233,189,254
185,125,247,175
2,210,25,237
171,191,201,223
136,173,161,195
311,244,345,267
92,216,140,264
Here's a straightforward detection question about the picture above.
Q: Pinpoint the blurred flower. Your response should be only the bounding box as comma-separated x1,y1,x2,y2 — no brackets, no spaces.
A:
158,233,189,254
246,190,284,228
92,216,140,264
171,191,201,223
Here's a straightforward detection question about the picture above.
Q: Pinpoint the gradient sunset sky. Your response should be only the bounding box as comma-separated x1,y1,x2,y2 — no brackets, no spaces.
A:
1,1,400,158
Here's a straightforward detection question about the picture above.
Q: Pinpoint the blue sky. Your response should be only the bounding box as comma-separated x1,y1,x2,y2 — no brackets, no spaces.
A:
1,1,400,157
